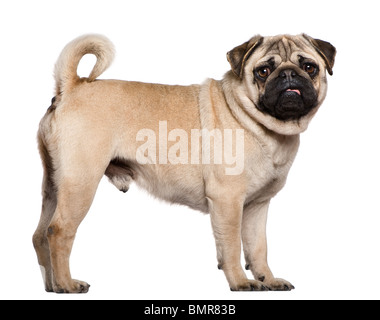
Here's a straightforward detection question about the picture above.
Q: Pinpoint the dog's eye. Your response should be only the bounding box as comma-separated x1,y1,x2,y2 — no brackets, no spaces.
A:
256,67,271,80
303,63,318,77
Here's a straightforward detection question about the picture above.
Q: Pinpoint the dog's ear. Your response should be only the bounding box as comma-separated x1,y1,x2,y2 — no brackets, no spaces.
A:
227,35,264,79
303,34,336,76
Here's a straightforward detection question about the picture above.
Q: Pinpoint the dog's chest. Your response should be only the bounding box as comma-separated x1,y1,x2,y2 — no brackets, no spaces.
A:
244,133,300,203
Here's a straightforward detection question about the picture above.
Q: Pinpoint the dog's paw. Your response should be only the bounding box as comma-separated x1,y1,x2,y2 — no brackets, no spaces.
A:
264,278,295,291
53,279,90,294
230,279,268,291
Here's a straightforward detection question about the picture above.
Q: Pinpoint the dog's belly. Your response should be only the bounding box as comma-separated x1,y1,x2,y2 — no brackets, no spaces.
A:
106,158,209,213
136,170,208,213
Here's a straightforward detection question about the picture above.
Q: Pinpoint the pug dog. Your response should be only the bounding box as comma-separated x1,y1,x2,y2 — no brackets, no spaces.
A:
33,34,335,293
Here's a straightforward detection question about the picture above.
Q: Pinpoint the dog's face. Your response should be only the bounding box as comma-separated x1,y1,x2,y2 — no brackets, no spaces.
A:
227,34,336,134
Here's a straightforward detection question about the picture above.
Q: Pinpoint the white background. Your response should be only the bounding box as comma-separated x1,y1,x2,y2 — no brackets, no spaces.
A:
0,0,379,300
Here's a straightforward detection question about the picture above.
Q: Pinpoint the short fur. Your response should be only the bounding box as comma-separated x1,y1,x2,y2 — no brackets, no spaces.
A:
33,34,335,293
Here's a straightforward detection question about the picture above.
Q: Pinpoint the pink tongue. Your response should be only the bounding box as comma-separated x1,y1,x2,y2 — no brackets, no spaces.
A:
287,89,301,95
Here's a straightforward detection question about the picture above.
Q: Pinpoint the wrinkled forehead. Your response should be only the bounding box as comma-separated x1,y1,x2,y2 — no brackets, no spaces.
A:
255,35,319,65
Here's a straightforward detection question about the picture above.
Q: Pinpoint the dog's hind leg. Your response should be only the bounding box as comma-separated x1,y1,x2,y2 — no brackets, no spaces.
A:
47,179,99,293
36,124,112,293
33,137,57,292
46,152,107,294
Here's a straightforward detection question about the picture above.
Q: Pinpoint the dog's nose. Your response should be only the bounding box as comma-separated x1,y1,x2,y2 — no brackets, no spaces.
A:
279,69,297,80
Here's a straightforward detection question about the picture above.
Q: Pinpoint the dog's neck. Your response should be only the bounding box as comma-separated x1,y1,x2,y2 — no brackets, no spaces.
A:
199,78,300,166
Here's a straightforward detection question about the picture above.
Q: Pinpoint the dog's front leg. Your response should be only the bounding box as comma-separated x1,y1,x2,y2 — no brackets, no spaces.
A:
242,200,295,291
209,196,267,291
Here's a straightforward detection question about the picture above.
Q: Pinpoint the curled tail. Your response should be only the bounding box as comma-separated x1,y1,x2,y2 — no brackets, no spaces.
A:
54,34,115,95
